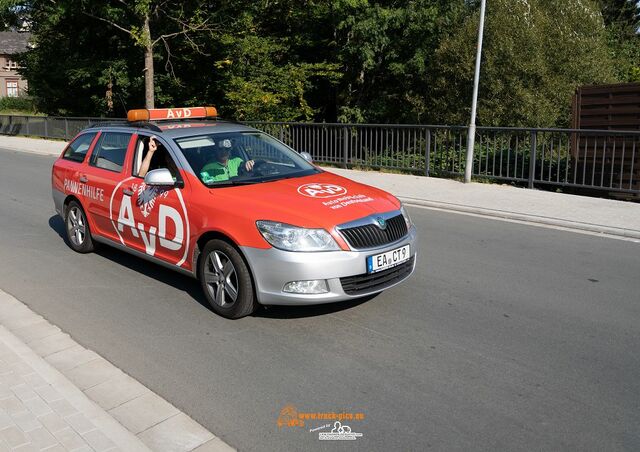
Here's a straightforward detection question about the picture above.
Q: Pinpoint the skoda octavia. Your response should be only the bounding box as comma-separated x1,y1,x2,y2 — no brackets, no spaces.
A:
51,107,417,318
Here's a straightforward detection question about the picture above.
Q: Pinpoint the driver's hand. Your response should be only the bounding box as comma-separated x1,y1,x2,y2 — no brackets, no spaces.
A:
245,160,255,171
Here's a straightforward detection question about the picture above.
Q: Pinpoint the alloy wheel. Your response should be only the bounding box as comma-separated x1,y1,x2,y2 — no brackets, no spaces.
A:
203,250,239,307
67,206,86,246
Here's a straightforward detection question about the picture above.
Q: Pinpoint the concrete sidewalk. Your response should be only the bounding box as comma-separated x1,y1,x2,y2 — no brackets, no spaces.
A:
1,134,639,240
0,289,233,452
328,168,640,241
0,136,65,156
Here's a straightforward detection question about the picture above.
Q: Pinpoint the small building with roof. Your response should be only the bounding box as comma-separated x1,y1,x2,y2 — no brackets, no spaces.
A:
0,31,31,98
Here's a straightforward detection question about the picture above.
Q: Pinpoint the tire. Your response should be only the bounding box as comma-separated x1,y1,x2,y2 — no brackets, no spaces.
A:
64,200,95,253
198,239,257,319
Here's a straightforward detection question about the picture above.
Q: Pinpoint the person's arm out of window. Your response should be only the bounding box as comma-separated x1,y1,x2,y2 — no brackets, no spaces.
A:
138,136,157,177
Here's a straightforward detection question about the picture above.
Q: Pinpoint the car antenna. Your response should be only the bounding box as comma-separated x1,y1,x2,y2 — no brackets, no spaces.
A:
117,93,128,117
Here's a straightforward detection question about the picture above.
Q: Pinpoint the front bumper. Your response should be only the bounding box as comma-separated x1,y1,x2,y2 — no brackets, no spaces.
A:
240,226,418,305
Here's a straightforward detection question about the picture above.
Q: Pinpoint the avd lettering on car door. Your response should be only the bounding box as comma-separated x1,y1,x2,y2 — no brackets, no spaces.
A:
109,134,191,269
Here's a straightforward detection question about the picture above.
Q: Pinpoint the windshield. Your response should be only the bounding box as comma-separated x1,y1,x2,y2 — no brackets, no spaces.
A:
174,131,319,186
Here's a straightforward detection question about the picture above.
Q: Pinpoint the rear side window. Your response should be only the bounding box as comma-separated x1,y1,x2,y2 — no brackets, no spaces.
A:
62,132,97,163
89,132,132,173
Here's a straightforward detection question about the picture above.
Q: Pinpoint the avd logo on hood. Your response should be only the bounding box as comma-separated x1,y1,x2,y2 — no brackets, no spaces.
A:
297,183,347,198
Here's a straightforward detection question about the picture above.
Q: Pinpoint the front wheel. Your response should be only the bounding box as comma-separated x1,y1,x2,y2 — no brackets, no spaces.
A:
65,201,95,253
198,239,257,319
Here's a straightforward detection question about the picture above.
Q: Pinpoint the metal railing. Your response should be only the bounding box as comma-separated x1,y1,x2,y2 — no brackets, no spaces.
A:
248,122,640,196
0,114,126,141
1,114,638,196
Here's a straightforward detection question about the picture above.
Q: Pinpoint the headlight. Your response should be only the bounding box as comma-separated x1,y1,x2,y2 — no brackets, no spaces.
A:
400,205,412,230
256,221,340,252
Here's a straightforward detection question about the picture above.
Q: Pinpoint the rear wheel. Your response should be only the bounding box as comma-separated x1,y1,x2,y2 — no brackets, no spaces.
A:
198,239,257,319
65,201,95,253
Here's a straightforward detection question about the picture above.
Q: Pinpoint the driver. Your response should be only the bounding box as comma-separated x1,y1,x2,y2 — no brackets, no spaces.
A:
200,139,255,183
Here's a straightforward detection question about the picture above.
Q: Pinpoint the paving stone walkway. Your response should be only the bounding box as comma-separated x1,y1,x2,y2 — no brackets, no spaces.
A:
0,290,233,452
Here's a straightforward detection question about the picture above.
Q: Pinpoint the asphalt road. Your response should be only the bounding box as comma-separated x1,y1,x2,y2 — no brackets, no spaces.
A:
1,149,639,451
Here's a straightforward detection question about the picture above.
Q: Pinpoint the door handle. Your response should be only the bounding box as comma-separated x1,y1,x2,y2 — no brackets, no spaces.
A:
79,175,88,183
122,188,134,196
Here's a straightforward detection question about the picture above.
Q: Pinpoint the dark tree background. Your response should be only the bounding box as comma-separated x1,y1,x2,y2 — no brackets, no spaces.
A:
1,0,638,126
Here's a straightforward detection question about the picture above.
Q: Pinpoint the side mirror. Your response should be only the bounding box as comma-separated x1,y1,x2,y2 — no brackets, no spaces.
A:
144,168,176,186
300,152,313,163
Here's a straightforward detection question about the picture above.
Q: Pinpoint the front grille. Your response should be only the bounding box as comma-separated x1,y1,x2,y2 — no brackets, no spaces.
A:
339,214,408,249
340,256,414,296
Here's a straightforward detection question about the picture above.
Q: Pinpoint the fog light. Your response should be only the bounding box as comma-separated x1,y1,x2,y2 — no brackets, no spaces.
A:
283,280,329,294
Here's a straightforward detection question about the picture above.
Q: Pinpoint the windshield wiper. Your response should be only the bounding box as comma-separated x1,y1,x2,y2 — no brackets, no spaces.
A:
262,169,320,182
205,179,261,187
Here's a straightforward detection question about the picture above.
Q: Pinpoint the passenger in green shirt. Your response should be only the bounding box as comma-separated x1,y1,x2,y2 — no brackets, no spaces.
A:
200,140,255,183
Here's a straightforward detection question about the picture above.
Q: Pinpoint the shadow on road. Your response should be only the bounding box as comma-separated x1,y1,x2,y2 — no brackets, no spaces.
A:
256,293,378,319
98,247,211,309
48,215,65,239
48,215,210,310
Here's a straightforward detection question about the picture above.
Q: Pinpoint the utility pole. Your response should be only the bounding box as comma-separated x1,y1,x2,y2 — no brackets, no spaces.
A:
464,0,487,183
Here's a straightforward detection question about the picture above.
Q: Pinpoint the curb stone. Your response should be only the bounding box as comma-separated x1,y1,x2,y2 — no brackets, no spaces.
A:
400,197,640,241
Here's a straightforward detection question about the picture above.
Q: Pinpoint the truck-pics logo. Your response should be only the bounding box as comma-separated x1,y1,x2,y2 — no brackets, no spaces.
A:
318,421,363,441
277,404,365,438
297,183,347,198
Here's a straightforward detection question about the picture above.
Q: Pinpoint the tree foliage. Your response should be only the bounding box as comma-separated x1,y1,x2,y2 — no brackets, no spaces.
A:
2,0,637,125
599,0,640,82
599,0,640,33
430,0,617,127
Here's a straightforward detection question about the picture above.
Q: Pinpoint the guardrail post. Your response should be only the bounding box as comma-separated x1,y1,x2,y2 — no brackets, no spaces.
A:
25,116,29,136
343,127,349,168
44,117,48,138
64,118,69,140
425,129,431,177
528,130,537,189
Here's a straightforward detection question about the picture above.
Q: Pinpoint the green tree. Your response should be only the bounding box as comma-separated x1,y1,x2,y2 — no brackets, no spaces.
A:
80,0,213,109
0,0,28,30
599,0,640,82
330,0,465,123
599,0,639,32
5,0,633,124
13,0,137,115
430,0,617,127
9,0,215,114
207,1,341,121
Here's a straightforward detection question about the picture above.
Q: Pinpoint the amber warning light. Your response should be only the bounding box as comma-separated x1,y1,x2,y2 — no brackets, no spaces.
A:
127,106,217,122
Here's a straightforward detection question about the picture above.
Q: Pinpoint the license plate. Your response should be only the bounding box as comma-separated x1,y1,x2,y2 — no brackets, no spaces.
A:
367,245,411,273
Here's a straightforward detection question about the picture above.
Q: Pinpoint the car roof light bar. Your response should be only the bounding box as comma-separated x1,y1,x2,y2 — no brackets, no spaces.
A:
127,106,218,122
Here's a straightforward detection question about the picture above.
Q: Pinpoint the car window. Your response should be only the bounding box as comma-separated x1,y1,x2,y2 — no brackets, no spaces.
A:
132,135,180,180
89,132,132,173
62,132,98,163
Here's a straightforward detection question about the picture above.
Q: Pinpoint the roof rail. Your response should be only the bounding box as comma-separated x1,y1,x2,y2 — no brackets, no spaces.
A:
89,116,228,133
89,121,162,133
128,121,163,132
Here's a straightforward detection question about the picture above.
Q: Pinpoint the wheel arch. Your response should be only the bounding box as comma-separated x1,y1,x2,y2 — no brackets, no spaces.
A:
194,230,238,272
62,195,100,238
193,229,259,302
62,194,83,217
